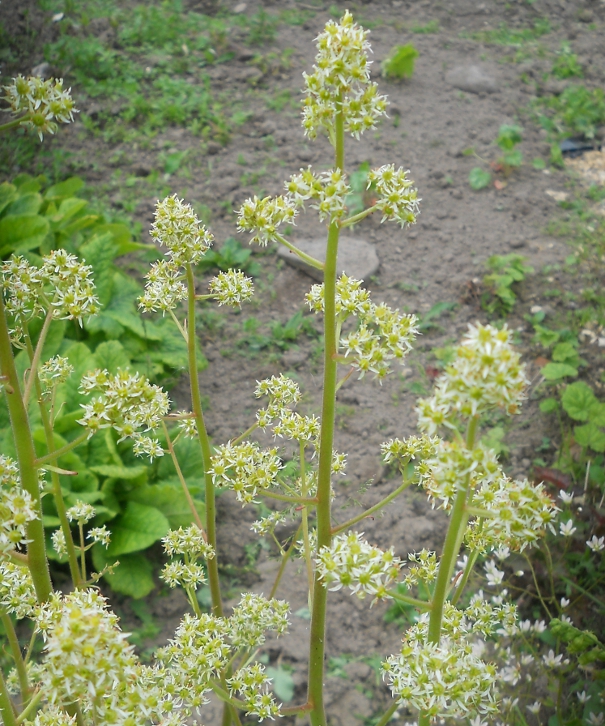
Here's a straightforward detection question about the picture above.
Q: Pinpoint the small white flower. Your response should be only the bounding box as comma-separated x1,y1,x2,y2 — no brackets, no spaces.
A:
559,490,574,504
560,519,577,537
542,649,564,668
526,701,541,715
577,690,590,704
533,620,547,633
560,597,570,609
587,535,605,552
588,713,604,726
484,560,505,587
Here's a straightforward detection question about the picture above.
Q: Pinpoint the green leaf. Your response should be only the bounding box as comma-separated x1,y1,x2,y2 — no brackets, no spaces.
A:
588,402,605,427
574,422,605,453
106,501,170,556
44,177,84,200
266,666,294,702
89,464,147,480
469,167,492,190
381,44,419,79
0,214,50,255
541,362,578,381
93,340,131,373
552,341,578,364
4,192,43,217
80,232,119,307
539,397,559,413
50,198,88,227
0,182,17,216
92,547,155,599
502,149,523,168
129,482,205,529
561,381,596,421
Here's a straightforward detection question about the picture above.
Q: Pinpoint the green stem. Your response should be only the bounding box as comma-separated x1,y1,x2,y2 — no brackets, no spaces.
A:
300,442,314,601
0,668,18,726
35,431,89,466
0,612,29,703
274,233,325,271
161,421,204,531
21,320,82,587
331,477,413,535
229,422,259,447
0,294,52,602
15,690,44,725
0,117,26,135
386,590,432,610
374,701,399,726
308,101,344,726
186,263,222,619
22,308,53,408
450,548,479,607
260,491,317,505
339,204,379,229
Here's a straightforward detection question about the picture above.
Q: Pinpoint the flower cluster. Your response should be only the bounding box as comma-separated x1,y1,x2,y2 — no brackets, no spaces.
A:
255,374,301,428
3,75,77,141
301,11,387,140
161,560,207,589
467,476,559,553
316,531,403,600
0,454,39,556
383,610,500,719
78,368,169,460
66,501,96,525
228,663,281,721
138,259,186,314
306,273,370,317
162,525,215,559
417,324,528,433
368,164,420,227
229,593,289,647
403,549,438,588
41,250,100,322
273,410,321,443
286,167,350,221
237,194,298,246
0,561,37,619
251,509,289,536
1,255,45,323
38,355,74,392
380,435,438,472
209,269,254,308
209,442,283,504
150,194,213,266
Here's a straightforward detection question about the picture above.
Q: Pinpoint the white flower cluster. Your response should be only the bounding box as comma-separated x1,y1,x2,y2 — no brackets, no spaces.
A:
228,663,281,721
3,75,77,141
417,324,528,433
383,606,500,719
251,509,289,536
1,255,45,322
368,164,421,228
468,476,559,553
316,531,403,600
301,11,387,140
161,526,215,590
255,374,301,428
87,525,111,548
286,167,350,221
0,561,37,619
209,442,283,504
25,705,77,726
150,194,213,266
35,590,172,725
78,368,169,461
38,355,74,391
208,268,254,308
66,501,96,524
237,194,298,246
0,454,39,556
139,259,186,314
403,549,438,588
307,275,418,379
229,593,289,647
273,410,321,443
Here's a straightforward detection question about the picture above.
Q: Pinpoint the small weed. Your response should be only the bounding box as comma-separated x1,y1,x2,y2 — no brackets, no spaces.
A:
417,301,457,332
245,9,278,46
481,254,533,315
411,20,439,34
381,44,419,80
197,237,261,277
551,42,583,79
496,124,523,173
469,19,551,46
534,84,605,143
469,167,492,191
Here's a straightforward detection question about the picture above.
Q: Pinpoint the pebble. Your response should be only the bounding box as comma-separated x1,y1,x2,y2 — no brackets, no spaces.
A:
445,65,498,94
31,62,51,78
277,236,379,282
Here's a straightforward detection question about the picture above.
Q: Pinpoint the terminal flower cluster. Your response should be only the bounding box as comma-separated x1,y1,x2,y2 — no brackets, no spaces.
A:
0,454,38,556
255,374,301,428
38,355,74,392
150,194,213,266
286,167,350,221
402,549,438,588
368,164,421,227
228,663,281,721
3,75,77,140
0,561,37,619
209,442,283,504
380,435,438,477
237,194,297,246
417,324,528,433
301,10,387,140
229,593,289,647
316,531,403,600
77,368,169,461
208,268,254,308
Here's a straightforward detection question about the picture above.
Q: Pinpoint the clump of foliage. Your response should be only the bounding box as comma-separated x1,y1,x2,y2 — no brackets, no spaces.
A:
481,253,533,315
381,44,419,80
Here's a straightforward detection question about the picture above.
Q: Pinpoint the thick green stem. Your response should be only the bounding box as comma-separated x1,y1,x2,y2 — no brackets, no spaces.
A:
0,295,52,602
300,442,314,601
186,263,222,619
0,117,26,135
0,612,29,703
0,669,17,726
307,104,344,726
374,701,399,726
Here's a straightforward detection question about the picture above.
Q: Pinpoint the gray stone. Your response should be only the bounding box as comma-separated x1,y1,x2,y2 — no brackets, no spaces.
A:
277,236,379,282
445,65,498,94
31,62,51,79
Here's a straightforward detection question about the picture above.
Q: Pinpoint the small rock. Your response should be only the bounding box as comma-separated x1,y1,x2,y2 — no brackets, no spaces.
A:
298,148,313,162
206,140,222,155
31,62,51,78
510,238,527,249
277,236,379,282
233,2,247,12
259,120,277,136
577,8,594,22
236,48,255,62
445,65,498,94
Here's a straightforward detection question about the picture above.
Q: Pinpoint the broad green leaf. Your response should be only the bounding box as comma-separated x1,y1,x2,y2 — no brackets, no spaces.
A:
90,464,147,480
539,397,559,413
14,175,42,193
266,667,295,702
469,167,492,190
129,482,205,529
80,232,119,306
552,341,578,364
157,434,204,481
502,149,523,167
93,340,131,373
51,197,88,227
92,546,155,599
541,362,578,381
561,381,596,421
0,183,17,215
44,177,84,200
4,192,42,217
0,214,50,255
106,501,170,556
58,214,99,238
574,422,605,453
588,402,605,427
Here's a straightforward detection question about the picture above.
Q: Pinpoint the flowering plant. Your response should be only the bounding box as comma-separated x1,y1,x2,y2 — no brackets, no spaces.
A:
2,12,602,726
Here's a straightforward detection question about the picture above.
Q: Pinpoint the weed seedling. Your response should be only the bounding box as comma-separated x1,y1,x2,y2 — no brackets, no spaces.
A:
381,44,419,80
481,253,533,315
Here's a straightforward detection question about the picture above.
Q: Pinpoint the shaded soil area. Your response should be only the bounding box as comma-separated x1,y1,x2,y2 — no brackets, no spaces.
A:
2,0,605,723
